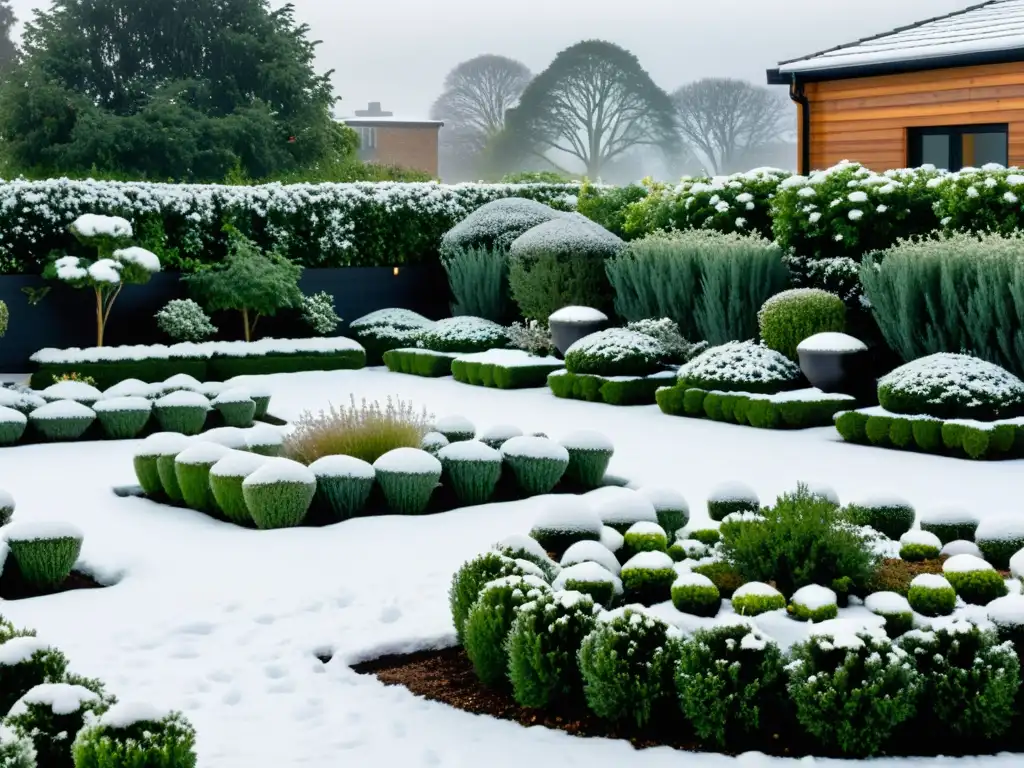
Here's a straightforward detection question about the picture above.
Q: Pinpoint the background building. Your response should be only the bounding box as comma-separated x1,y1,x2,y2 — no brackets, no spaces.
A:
340,102,444,176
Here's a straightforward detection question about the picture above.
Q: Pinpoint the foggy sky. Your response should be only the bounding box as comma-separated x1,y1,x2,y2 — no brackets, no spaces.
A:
9,0,978,117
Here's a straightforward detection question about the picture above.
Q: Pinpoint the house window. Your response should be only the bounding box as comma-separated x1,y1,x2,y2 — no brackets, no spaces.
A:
357,127,377,150
908,124,1007,171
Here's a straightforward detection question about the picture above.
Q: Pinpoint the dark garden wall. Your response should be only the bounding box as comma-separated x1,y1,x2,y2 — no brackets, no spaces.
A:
0,266,449,373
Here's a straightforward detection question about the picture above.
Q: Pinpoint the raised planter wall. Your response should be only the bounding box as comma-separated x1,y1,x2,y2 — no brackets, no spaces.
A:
0,266,449,373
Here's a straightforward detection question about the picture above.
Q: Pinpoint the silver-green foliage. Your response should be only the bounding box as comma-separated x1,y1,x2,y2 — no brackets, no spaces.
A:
7,536,82,588
444,245,509,321
312,474,374,522
440,451,502,506
72,710,198,768
242,480,315,529
563,447,612,488
95,405,151,439
153,405,207,435
29,411,95,441
155,299,217,342
375,469,440,515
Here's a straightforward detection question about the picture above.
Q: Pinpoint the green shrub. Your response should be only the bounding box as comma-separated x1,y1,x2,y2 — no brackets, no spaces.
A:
975,516,1024,569
688,528,721,546
440,197,563,260
898,621,1020,739
637,487,689,539
449,552,527,642
670,573,721,617
907,574,957,616
241,459,316,529
667,538,707,562
843,497,915,540
451,353,561,389
208,450,267,525
889,417,914,447
943,556,1008,605
835,410,868,443
529,497,603,557
675,623,785,747
787,628,921,756
152,391,209,435
0,490,13,527
174,442,231,514
758,288,846,360
86,396,150,439
507,590,600,708
71,707,197,768
865,591,914,637
28,401,96,441
731,582,785,615
40,380,103,406
865,415,892,445
0,725,36,768
623,522,668,558
899,529,942,562
153,439,192,501
382,348,455,377
912,418,943,451
552,562,621,608
720,484,877,597
0,638,69,716
432,414,476,443
308,455,375,522
560,431,613,488
677,340,801,394
619,551,676,606
549,370,666,406
212,389,256,428
6,682,112,768
463,575,551,687
563,328,663,378
133,433,188,496
439,440,502,506
788,585,839,622
372,448,442,515
420,316,508,353
0,406,27,446
4,522,83,588
706,483,759,522
444,246,510,321
245,424,284,456
420,431,449,456
500,436,569,495
988,594,1024,665
349,308,434,365
578,606,678,727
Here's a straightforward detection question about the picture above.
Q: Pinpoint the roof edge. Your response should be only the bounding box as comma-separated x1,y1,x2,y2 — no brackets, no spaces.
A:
771,47,1024,84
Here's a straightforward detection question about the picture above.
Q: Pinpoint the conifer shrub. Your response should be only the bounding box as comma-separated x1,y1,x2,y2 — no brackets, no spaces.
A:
619,551,676,606
670,573,721,617
372,448,442,515
864,591,914,637
449,552,527,642
843,497,915,540
706,482,760,522
731,582,785,616
152,391,209,435
637,487,689,538
438,440,502,506
495,534,561,581
899,529,942,561
241,459,317,529
4,522,83,588
529,497,603,557
6,682,112,768
92,396,152,439
71,706,197,768
560,431,614,488
907,574,957,616
212,388,256,428
308,455,375,522
443,245,511,321
787,584,839,622
208,450,268,525
0,725,36,768
675,623,785,747
919,507,979,543
0,405,27,446
501,436,569,495
0,638,69,716
28,401,96,441
942,554,1008,605
757,288,846,360
174,442,231,514
506,590,600,708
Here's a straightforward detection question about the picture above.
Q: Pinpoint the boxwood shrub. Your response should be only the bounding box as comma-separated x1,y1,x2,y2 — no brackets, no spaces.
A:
677,340,801,394
29,401,96,441
636,487,689,539
0,637,69,715
501,436,569,495
788,584,839,622
451,354,562,389
907,574,957,617
71,707,197,768
3,522,83,588
559,539,620,576
419,316,509,353
496,533,561,580
349,308,435,365
308,454,375,522
619,551,676,606
899,529,942,561
212,388,256,428
529,497,603,557
208,450,268,525
152,390,209,435
560,431,614,488
141,433,191,501
420,431,449,456
757,288,846,360
706,482,759,522
942,555,1008,605
551,562,621,608
241,458,317,529
245,424,284,456
623,521,668,558
372,447,442,515
563,328,663,377
174,442,231,514
731,582,785,616
549,370,667,406
439,440,502,506
40,380,103,406
382,348,455,377
92,396,152,439
670,572,721,617
0,406,27,445
478,424,522,450
6,682,111,768
974,516,1024,569
843,496,915,540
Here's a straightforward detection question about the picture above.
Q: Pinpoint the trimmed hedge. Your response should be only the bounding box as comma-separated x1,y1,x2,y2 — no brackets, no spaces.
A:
451,356,562,389
382,348,455,378
835,409,1024,460
548,370,670,406
657,386,854,429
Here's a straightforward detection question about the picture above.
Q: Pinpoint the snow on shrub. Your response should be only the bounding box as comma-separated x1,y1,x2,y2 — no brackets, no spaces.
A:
174,442,232,514
668,537,708,563
942,554,1008,606
308,455,375,522
449,552,528,642
420,431,449,456
0,388,45,416
0,724,36,768
528,496,602,557
92,396,152,439
593,487,659,535
620,551,676,606
899,529,942,562
786,626,921,756
636,487,689,538
463,574,551,687
494,534,560,581
578,605,679,727
506,589,599,708
731,582,785,616
559,540,621,576
0,637,69,716
987,594,1024,660
865,591,914,637
677,340,801,394
432,414,475,443
245,424,283,457
241,458,317,529
208,450,268,525
675,622,784,746
600,524,625,554
101,378,152,399
560,431,613,488
624,521,668,558
907,573,957,617
563,328,662,377
6,682,110,768
685,526,721,547
877,353,1024,421
440,197,564,259
942,539,983,558
552,561,621,608
152,390,209,435
39,380,103,406
438,440,502,506
843,496,915,540
0,489,14,527
919,506,979,544
155,299,216,342
212,388,256,428
301,291,341,336
975,515,1024,570
134,432,191,499
788,584,839,622
706,482,759,522
71,704,197,768
349,309,434,363
478,424,522,450
501,436,569,495
3,522,83,589
898,620,1019,739
670,572,721,617
159,373,203,393
624,317,705,364
372,448,442,515
419,316,508,354
28,401,96,441
757,288,846,361
0,406,27,446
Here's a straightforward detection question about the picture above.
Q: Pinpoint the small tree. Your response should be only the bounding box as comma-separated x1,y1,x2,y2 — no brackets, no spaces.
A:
185,234,303,341
45,214,160,346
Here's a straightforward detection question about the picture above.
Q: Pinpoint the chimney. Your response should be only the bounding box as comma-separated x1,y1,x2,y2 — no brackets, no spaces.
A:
354,101,393,117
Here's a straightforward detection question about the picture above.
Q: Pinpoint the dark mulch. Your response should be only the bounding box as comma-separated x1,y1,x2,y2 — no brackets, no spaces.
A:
0,567,106,600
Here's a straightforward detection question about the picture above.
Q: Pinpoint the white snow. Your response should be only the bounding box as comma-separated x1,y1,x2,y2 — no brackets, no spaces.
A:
438,440,501,462
0,405,27,425
163,374,203,389
625,521,667,537
1012,548,1024,581
209,451,270,479
0,389,45,411
791,584,838,610
175,442,232,466
559,430,613,452
943,554,994,573
733,582,782,599
531,497,602,535
93,396,152,413
133,431,193,457
226,377,272,398
0,489,13,510
910,573,953,590
494,534,551,563
987,594,1024,628
432,415,474,434
113,246,161,272
199,427,250,450
213,388,254,405
8,683,99,717
308,455,375,479
98,701,173,729
636,486,688,513
500,436,569,462
942,540,983,558
672,572,715,590
3,520,83,542
796,332,868,353
41,380,103,401
976,515,1024,542
600,525,624,552
477,424,522,443
31,336,364,365
71,213,132,239
548,306,608,324
899,529,942,549
243,458,316,487
560,540,621,576
593,488,658,527
30,400,95,420
708,481,758,503
0,636,52,665
155,391,210,409
454,349,561,367
246,424,284,449
373,448,442,475
920,506,979,524
563,328,661,362
864,591,912,615
721,511,764,524
621,551,674,572
552,562,623,596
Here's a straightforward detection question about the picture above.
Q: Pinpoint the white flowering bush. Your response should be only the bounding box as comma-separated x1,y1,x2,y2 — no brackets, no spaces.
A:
933,165,1024,234
677,340,801,394
155,299,216,342
300,292,341,336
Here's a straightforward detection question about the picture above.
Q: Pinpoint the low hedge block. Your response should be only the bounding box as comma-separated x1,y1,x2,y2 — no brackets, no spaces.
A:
451,359,563,389
31,359,208,390
835,409,1021,460
208,350,365,379
28,402,96,441
382,348,455,378
549,371,666,406
659,385,851,429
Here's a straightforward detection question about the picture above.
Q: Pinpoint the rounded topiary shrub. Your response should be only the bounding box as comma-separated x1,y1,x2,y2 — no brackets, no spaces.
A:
420,431,450,456
706,482,759,522
563,328,663,377
420,316,508,353
245,424,284,456
225,378,272,419
731,582,785,616
942,554,1008,605
623,521,668,556
676,623,785,747
559,540,621,576
907,573,957,616
865,591,914,637
103,378,154,399
372,448,442,515
919,507,979,543
788,584,839,622
0,637,69,716
146,433,193,502
619,551,676,606
463,574,551,688
686,526,721,547
0,489,14,527
0,389,45,416
174,442,232,514
439,440,502,506
552,562,622,608
29,401,96,441
507,589,600,708
560,431,613,488
495,533,561,581
988,594,1024,662
677,340,801,394
153,391,209,435
432,415,475,443
757,288,846,360
529,496,603,557
7,682,111,768
0,724,36,768
501,436,569,495
478,424,522,450
349,308,434,363
844,496,915,540
440,197,564,260
160,373,203,393
0,406,27,446
899,529,942,561
636,487,689,539
578,606,678,727
668,537,708,562
593,487,659,535
787,628,921,757
40,381,103,407
670,572,721,617
241,458,317,529
208,450,268,525
3,522,83,589
877,353,1024,421
975,516,1024,570
449,552,527,642
92,396,152,439
71,705,197,768
308,455,375,522
198,426,248,450
212,388,256,428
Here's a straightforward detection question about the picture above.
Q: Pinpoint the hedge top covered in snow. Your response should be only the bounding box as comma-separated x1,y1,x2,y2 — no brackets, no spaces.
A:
559,430,613,452
209,450,269,478
791,584,838,610
41,380,103,402
677,340,801,394
243,458,316,487
942,554,994,573
134,431,193,457
308,454,375,479
564,328,664,378
975,514,1024,542
673,572,716,590
553,561,622,593
708,481,759,503
510,213,624,260
440,196,565,258
97,700,174,729
531,496,603,535
865,591,912,615
900,529,942,549
3,520,83,542
593,488,659,528
175,442,232,466
621,550,674,572
72,213,133,240
0,405,27,425
501,435,570,462
419,316,508,353
154,390,210,409
559,540,621,575
92,395,151,413
373,447,443,475
910,573,953,590
0,636,54,665
438,440,501,463
29,400,95,420
349,308,434,331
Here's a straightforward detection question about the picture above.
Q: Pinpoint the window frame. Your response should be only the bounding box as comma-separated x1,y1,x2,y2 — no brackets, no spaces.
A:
907,123,1008,170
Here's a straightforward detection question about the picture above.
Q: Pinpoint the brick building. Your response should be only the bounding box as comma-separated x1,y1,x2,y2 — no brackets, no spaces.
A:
340,102,444,176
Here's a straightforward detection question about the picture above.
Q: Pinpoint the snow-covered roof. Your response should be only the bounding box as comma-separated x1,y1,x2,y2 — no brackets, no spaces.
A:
775,0,1024,78
338,116,443,127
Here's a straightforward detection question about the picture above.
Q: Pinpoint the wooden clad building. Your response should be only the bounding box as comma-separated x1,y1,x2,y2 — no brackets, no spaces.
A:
766,0,1024,173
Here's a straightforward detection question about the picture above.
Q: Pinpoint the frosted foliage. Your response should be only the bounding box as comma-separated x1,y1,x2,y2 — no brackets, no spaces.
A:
31,336,363,365
922,507,978,525
441,197,564,255
433,415,475,434
175,442,231,465
209,451,268,478
553,562,622,594
421,316,505,348
673,572,715,589
495,534,550,562
113,246,161,272
622,551,674,572
500,436,569,461
30,401,94,419
0,403,37,423
156,299,217,342
3,520,83,542
242,458,316,486
560,541,621,575
93,396,151,413
438,440,501,462
560,430,613,451
911,573,953,590
708,481,758,503
509,215,624,259
879,354,1024,411
677,340,800,388
564,329,663,362
637,486,687,512
308,455,375,479
134,431,192,457
733,582,782,599
349,308,433,331
155,391,209,409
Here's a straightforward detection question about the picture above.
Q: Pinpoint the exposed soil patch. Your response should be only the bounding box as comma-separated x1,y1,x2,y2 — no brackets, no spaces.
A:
0,567,106,600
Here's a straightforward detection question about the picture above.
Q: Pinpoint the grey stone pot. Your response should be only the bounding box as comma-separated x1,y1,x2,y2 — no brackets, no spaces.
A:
548,306,609,357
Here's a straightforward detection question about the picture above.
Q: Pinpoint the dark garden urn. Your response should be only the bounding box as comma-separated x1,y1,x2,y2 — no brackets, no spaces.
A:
548,306,608,357
797,332,874,398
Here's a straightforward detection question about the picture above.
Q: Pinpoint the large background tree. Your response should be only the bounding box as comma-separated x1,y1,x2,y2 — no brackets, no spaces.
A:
0,1,16,71
672,78,791,174
498,40,678,179
0,0,351,182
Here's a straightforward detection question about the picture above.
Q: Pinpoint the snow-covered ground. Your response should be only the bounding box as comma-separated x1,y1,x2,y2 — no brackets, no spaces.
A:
0,367,1021,768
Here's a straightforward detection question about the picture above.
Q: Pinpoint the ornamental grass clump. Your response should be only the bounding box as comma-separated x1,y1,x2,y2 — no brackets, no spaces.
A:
241,458,317,529
438,440,502,506
6,682,111,768
3,522,83,589
134,432,191,498
92,396,152,439
942,554,1008,605
975,515,1024,569
449,552,528,642
757,288,846,360
670,573,721,617
731,582,785,616
619,551,676,606
865,591,914,637
907,573,957,617
71,705,197,768
637,487,689,539
0,637,69,716
899,529,943,561
372,448,442,515
174,442,232,514
578,606,679,727
560,431,613,488
212,388,256,428
308,455,375,522
675,623,785,747
919,507,979,543
529,496,603,557
29,401,96,441
507,590,600,708
152,391,209,435
432,414,476,443
0,406,27,446
501,436,569,495
706,482,759,522
788,584,839,622
283,395,432,464
208,450,268,525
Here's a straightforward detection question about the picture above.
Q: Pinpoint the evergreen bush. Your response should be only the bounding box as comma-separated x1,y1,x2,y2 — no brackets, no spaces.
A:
208,450,268,526
0,406,27,446
477,424,522,450
71,706,197,768
0,725,36,768
432,414,476,443
6,682,111,768
916,507,978,543
444,245,510,321
495,533,561,581
155,299,217,342
907,574,957,617
593,487,660,535
670,573,721,617
308,455,375,522
4,522,84,589
438,440,502,506
731,582,785,616
174,442,232,514
706,483,760,522
529,496,603,557
864,591,914,637
668,538,707,562
551,562,622,608
757,288,846,360
301,291,341,335
677,340,801,394
942,555,1008,605
975,516,1024,569
623,522,668,557
28,401,96,441
843,497,915,540
212,388,256,428
419,316,508,353
40,380,103,406
559,540,621,576
146,433,192,501
349,308,434,365
788,584,839,622
899,529,942,562
372,448,442,515
448,552,526,642
563,328,663,377
619,551,676,606
637,487,689,539
440,197,563,259
241,459,317,529
152,391,209,435
560,431,614,488
0,638,69,716
420,431,449,456
246,424,283,456
92,396,152,439
501,436,569,495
